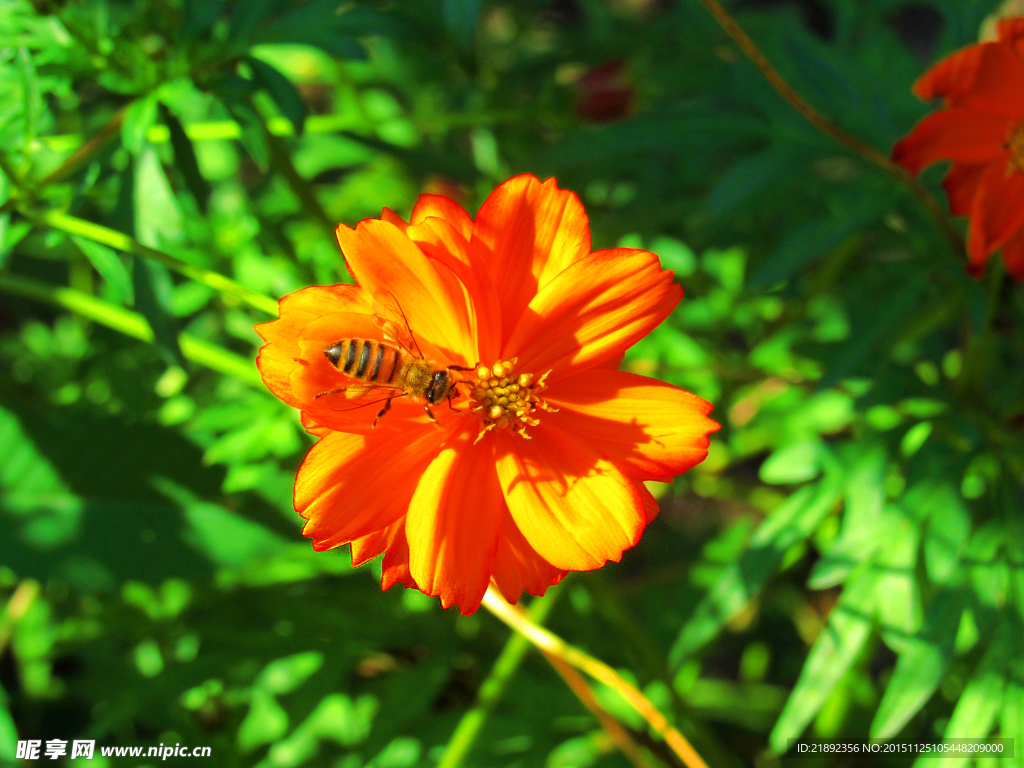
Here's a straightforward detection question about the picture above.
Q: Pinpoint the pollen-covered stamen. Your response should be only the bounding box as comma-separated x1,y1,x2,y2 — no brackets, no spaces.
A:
1008,121,1024,174
468,358,556,442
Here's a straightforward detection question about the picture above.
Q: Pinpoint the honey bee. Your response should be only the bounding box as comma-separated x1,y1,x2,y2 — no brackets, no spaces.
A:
314,294,473,427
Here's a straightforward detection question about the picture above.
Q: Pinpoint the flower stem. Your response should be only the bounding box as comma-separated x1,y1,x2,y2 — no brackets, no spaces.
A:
36,106,126,188
437,585,563,768
541,649,653,768
693,0,964,256
481,588,709,768
0,273,263,386
35,209,279,316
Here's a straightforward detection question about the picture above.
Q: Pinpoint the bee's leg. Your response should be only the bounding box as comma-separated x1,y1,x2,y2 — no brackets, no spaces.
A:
372,396,394,428
424,405,441,427
314,386,347,400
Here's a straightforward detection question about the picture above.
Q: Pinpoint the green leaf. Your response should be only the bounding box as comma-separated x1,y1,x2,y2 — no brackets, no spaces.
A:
180,0,225,38
941,621,1011,746
752,216,857,287
900,421,933,458
249,2,392,57
769,569,875,752
247,56,306,136
965,523,1009,613
228,0,279,42
999,682,1024,766
257,651,325,694
670,465,844,666
160,105,211,213
874,515,922,648
706,147,799,214
759,438,822,484
809,447,888,589
132,255,184,367
924,486,970,585
0,685,17,763
871,588,966,739
305,692,379,745
219,95,269,170
0,405,82,549
134,145,183,248
238,688,289,753
121,94,159,155
442,0,484,52
71,236,132,305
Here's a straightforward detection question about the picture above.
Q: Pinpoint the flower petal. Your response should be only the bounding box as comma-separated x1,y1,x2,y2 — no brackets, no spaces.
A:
635,480,660,524
944,41,1024,116
411,193,474,240
967,160,1024,264
490,510,567,604
544,370,719,482
295,425,448,550
336,219,475,365
892,109,1011,175
999,223,1024,281
494,422,645,571
469,174,591,334
913,44,986,102
288,310,426,433
943,163,987,216
350,518,415,590
381,523,415,591
255,285,372,408
998,17,1024,47
406,423,502,614
406,217,501,361
503,248,681,379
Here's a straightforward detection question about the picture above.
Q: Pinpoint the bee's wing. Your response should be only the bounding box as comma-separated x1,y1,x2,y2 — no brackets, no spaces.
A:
314,384,407,412
372,291,423,358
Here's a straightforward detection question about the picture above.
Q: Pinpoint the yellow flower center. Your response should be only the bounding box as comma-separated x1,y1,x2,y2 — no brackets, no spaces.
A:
468,358,556,441
1009,121,1024,174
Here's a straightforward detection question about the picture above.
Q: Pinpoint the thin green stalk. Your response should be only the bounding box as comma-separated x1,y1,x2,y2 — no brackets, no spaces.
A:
39,111,531,153
0,273,263,386
37,210,279,316
37,107,125,187
437,582,566,768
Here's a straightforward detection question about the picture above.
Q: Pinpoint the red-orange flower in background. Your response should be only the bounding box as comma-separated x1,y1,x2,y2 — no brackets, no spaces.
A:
256,174,719,614
893,18,1024,279
575,60,635,122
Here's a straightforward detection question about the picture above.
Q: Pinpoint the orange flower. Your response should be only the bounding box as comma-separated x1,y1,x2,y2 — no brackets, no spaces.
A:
892,18,1024,279
256,174,719,613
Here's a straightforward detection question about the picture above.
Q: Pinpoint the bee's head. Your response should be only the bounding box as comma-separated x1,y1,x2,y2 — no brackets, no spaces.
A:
426,370,455,406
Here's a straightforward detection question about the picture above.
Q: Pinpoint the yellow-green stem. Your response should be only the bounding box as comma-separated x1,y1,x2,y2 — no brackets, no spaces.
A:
482,588,709,768
541,649,651,768
36,210,279,316
437,585,563,768
0,273,262,386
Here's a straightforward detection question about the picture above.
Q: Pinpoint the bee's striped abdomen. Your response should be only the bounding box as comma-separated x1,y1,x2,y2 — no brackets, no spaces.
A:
325,339,402,384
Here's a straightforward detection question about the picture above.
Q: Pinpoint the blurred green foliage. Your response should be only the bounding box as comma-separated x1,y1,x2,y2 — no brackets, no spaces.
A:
1,0,1023,766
